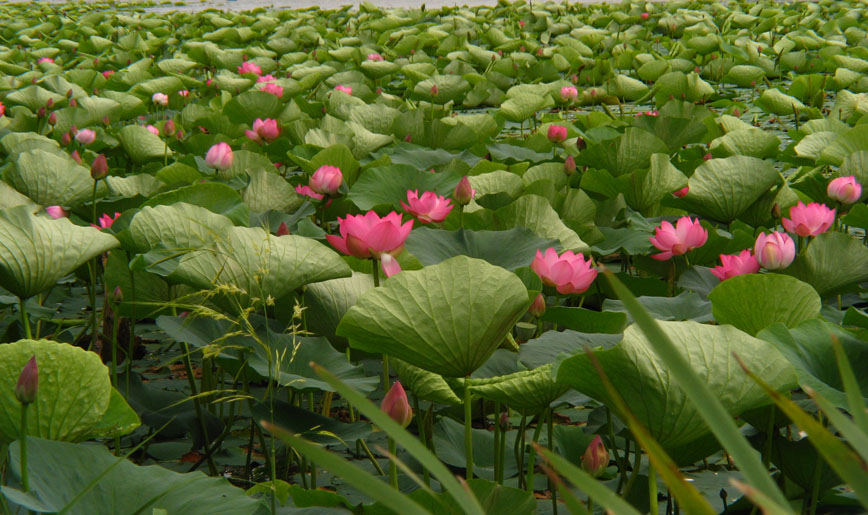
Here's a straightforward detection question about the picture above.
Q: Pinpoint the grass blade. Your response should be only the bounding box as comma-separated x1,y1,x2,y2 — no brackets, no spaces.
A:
831,336,868,431
807,387,868,462
309,362,486,515
601,269,790,508
729,480,793,515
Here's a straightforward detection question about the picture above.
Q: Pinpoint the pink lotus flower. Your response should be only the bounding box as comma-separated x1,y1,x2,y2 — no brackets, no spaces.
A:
564,155,576,175
672,186,689,198
257,74,277,83
178,89,190,97
295,184,325,202
581,435,609,477
245,118,281,142
102,70,115,79
326,211,413,259
144,124,160,136
152,93,169,106
0,101,5,117
367,53,384,61
649,217,708,260
237,61,262,75
90,154,108,180
75,129,96,145
453,176,475,205
334,85,353,95
401,190,454,224
641,12,650,19
828,176,862,204
15,356,38,405
782,201,835,237
310,165,343,196
205,142,233,170
531,248,598,295
37,57,54,64
560,86,578,102
380,381,413,428
380,253,402,278
710,249,760,281
547,125,568,143
71,150,82,165
260,82,283,98
528,293,546,317
93,212,122,229
45,206,67,219
754,232,796,270
276,222,290,236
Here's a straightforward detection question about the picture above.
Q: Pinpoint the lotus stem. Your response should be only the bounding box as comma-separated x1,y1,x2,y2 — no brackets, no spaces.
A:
547,408,557,515
515,413,527,488
18,298,31,339
498,408,508,485
358,438,385,475
762,404,775,470
493,401,501,484
622,444,643,498
526,413,544,493
19,404,29,492
649,466,658,515
464,381,474,480
388,437,398,489
413,395,430,486
606,408,624,489
182,342,217,475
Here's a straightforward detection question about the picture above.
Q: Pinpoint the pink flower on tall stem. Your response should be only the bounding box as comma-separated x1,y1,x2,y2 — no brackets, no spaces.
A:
37,57,54,65
710,249,760,281
754,232,796,270
75,129,96,145
581,435,609,477
244,118,281,143
295,185,325,202
334,85,353,95
257,74,277,83
260,82,283,98
92,212,122,229
310,165,343,196
45,206,67,219
560,86,578,103
782,201,835,237
401,190,454,224
15,356,38,405
237,61,262,75
531,248,598,295
827,176,862,204
547,125,568,143
381,381,413,427
151,93,169,106
205,142,233,170
144,124,160,136
326,211,413,259
453,176,475,205
649,217,707,260
367,53,384,61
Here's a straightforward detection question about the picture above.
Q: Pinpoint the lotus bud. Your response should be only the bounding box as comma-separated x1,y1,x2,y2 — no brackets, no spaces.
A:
529,293,546,317
564,155,576,175
453,176,474,206
772,203,782,219
66,89,74,98
581,435,609,477
76,129,96,145
48,112,57,125
70,125,78,135
205,142,233,171
575,137,587,150
499,412,510,430
380,381,413,428
163,120,176,137
91,153,108,180
404,134,412,142
703,153,712,161
673,186,689,198
61,132,71,146
71,149,82,165
641,12,650,19
15,356,38,405
70,98,78,108
45,206,67,219
103,115,110,126
430,84,439,97
37,106,46,118
827,176,862,204
113,286,124,304
547,125,568,143
276,222,290,236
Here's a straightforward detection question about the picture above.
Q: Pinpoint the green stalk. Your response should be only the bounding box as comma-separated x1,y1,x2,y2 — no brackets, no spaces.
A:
493,401,501,485
622,444,643,498
526,414,544,493
87,178,100,353
464,382,474,480
649,466,658,515
181,342,217,476
19,298,31,339
515,413,527,488
606,408,624,492
547,408,557,515
413,395,430,486
389,437,398,488
498,411,508,485
19,405,29,492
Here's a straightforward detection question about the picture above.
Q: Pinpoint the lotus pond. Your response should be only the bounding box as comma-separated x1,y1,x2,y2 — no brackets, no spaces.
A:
2,0,868,513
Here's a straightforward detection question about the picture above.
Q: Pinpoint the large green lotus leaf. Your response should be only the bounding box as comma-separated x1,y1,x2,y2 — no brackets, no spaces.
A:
4,85,65,112
619,153,688,214
5,437,267,514
168,226,350,308
117,125,172,163
104,174,164,199
709,128,780,159
576,128,669,177
83,387,141,441
303,272,374,350
653,71,715,104
556,321,797,452
349,103,402,135
220,149,275,180
631,103,710,152
0,340,112,443
756,88,807,115
0,182,34,209
607,74,649,101
405,227,560,271
337,256,531,377
723,64,765,87
6,150,93,207
491,195,588,252
360,59,399,78
130,76,185,98
348,164,460,211
470,170,525,203
223,91,282,125
708,274,821,336
413,75,471,104
678,155,779,223
794,132,839,162
818,125,868,166
499,93,547,123
392,358,462,405
782,231,868,297
242,169,302,213
470,365,570,412
758,320,868,410
128,203,234,255
142,183,249,226
0,206,118,299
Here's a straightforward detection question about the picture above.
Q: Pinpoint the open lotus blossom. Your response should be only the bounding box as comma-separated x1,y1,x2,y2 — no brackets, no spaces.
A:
326,211,413,259
649,216,708,260
560,86,578,102
531,248,598,295
257,74,277,83
244,118,281,142
367,53,384,61
710,249,760,281
45,206,67,219
672,186,689,198
37,57,54,64
401,190,454,224
380,253,402,278
754,232,796,270
144,124,160,136
310,165,343,196
782,201,835,237
152,92,169,106
260,82,283,98
827,176,862,204
334,84,353,95
93,212,122,229
75,129,96,145
547,125,568,143
381,381,413,428
205,142,233,170
237,61,262,75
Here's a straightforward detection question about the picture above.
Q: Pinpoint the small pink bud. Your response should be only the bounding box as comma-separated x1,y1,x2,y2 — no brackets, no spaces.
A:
529,293,546,317
45,205,67,219
45,98,54,109
205,142,233,170
48,112,57,125
581,435,609,477
163,120,176,137
113,286,124,304
61,132,71,146
15,357,38,405
75,129,96,145
91,153,108,180
430,84,439,97
499,412,510,430
37,106,46,118
827,176,862,204
703,153,712,161
564,155,576,175
547,125,568,143
673,186,689,198
381,381,413,427
71,149,82,165
641,12,650,19
276,222,290,236
453,176,475,206
310,165,343,196
404,134,412,142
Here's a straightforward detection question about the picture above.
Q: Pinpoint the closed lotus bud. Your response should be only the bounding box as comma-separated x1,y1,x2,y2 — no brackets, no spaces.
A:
113,286,124,304
61,131,71,146
529,293,546,317
37,106,46,118
91,153,108,180
703,153,712,161
15,356,38,405
163,119,176,137
380,381,413,428
276,221,290,236
581,435,609,477
499,411,510,430
453,176,474,206
71,149,82,165
673,186,689,198
66,89,74,98
430,84,439,97
564,155,576,175
46,98,54,109
69,98,78,108
772,203,782,219
103,116,110,126
404,134,412,142
48,112,57,125
575,137,587,150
